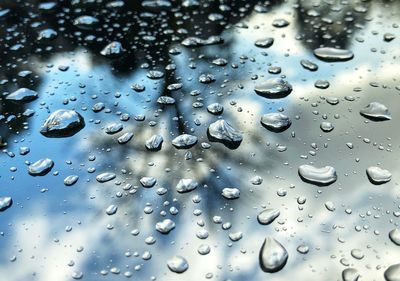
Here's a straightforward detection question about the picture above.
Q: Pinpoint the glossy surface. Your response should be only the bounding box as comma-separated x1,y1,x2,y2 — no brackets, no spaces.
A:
1,1,400,280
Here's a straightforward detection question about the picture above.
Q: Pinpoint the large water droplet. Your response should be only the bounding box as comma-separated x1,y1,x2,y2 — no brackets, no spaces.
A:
366,166,391,184
176,179,198,193
117,132,134,144
40,110,85,138
140,176,157,188
257,209,280,225
384,264,400,281
73,15,99,29
207,120,242,149
255,37,274,48
313,47,354,62
167,256,189,273
260,113,291,132
254,78,292,99
105,205,118,215
28,158,54,176
64,175,79,186
96,172,116,183
207,103,224,115
0,197,12,212
145,135,163,151
342,268,360,281
6,88,38,102
221,188,240,199
156,219,175,234
389,229,400,246
100,41,125,58
259,237,288,273
172,134,198,149
298,165,337,186
360,102,391,121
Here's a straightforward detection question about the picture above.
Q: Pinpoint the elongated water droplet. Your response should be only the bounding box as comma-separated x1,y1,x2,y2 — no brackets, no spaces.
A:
6,88,38,102
254,78,292,99
28,158,54,176
298,165,337,186
313,47,354,62
64,175,79,186
257,209,280,225
105,205,118,215
96,172,116,183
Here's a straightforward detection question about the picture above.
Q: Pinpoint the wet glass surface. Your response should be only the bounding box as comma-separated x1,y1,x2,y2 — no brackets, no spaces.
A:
0,0,400,280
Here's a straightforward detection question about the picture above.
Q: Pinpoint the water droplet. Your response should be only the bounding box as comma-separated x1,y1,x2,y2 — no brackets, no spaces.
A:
272,18,289,28
172,134,198,149
96,172,116,183
0,197,12,212
105,123,123,134
366,166,391,184
255,37,274,48
181,36,223,47
73,15,99,29
71,271,83,280
251,175,263,185
298,165,337,186
140,177,157,188
198,244,211,255
105,205,118,215
389,229,400,246
64,175,79,186
156,219,175,234
384,264,400,281
260,113,291,132
259,237,288,273
325,201,335,211
145,135,164,151
157,96,176,105
320,121,334,132
207,103,224,115
117,132,134,144
207,120,242,149
40,110,85,138
257,209,280,225
313,47,354,62
167,256,188,273
342,268,360,281
296,245,309,254
254,78,293,99
360,102,391,121
300,59,318,71
6,88,38,102
100,41,125,57
351,249,364,260
176,179,198,193
221,188,240,199
28,158,54,176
